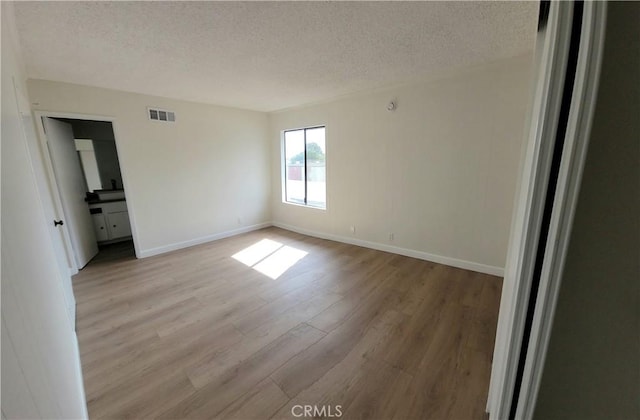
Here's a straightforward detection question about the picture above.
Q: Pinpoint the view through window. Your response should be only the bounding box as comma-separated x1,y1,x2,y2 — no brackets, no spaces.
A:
283,126,326,209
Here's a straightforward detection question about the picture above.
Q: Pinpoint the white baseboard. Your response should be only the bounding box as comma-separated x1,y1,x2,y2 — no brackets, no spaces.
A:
272,221,505,277
138,222,272,258
72,331,89,419
136,220,504,277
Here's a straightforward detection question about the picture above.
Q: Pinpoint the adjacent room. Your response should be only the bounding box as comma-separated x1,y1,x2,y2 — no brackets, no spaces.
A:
5,2,636,420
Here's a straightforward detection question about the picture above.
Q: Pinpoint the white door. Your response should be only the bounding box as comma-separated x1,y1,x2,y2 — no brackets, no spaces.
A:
43,117,99,269
20,113,77,325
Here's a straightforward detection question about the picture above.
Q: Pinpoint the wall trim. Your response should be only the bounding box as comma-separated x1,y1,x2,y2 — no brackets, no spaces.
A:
486,2,601,418
273,221,505,277
137,219,505,276
72,332,89,419
516,3,607,418
138,222,272,258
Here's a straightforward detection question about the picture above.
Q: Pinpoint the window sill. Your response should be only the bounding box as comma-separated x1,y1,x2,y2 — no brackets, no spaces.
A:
282,201,326,211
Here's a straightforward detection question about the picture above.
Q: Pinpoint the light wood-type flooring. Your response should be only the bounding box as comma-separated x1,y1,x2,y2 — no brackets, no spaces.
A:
73,227,501,419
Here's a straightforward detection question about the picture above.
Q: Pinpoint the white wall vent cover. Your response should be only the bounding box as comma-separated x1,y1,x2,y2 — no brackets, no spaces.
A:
148,107,176,122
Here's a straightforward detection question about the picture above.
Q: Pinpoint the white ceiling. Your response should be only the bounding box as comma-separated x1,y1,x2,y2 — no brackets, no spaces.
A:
14,1,538,112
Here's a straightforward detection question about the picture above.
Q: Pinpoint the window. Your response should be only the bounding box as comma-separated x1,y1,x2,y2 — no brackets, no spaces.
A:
283,126,326,209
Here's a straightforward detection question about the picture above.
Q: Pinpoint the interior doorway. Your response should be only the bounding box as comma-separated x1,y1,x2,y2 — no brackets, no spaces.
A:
34,113,136,273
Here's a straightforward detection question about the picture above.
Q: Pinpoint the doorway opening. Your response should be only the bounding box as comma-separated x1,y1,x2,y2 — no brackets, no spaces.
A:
37,115,136,272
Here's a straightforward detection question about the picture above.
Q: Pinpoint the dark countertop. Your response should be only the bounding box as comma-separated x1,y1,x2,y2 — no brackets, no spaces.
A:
87,198,126,205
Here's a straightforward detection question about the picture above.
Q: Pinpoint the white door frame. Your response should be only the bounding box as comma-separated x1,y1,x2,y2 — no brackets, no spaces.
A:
515,2,607,418
487,3,575,416
33,110,142,261
487,2,607,419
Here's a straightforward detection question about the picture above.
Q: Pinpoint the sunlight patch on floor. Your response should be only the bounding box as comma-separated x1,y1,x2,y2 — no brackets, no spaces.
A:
232,239,283,266
232,238,308,279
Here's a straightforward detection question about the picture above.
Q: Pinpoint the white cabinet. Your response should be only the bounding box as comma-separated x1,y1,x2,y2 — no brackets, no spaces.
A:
91,213,110,242
88,201,132,243
107,211,131,239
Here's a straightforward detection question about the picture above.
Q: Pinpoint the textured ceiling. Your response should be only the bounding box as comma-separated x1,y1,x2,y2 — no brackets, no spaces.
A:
14,1,537,112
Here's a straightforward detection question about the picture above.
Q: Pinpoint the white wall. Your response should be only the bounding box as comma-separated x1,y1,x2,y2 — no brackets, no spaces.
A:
1,3,87,418
269,55,534,274
27,80,271,256
27,54,533,272
534,2,640,418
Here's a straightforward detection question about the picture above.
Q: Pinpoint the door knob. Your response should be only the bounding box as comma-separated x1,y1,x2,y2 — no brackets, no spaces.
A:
54,220,64,227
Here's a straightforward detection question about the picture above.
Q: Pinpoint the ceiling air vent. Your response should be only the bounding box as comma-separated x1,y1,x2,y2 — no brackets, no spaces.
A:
148,107,175,123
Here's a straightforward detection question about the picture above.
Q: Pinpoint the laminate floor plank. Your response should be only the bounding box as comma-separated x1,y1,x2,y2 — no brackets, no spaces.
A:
158,324,326,419
271,310,407,417
217,378,290,420
73,227,501,419
269,286,407,398
186,291,342,389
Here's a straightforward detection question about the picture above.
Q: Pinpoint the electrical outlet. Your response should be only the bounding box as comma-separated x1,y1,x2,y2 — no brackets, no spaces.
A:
389,233,394,241
350,226,356,234
237,217,242,225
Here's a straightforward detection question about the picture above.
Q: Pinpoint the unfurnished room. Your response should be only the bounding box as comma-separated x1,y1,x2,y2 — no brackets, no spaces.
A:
2,1,639,420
